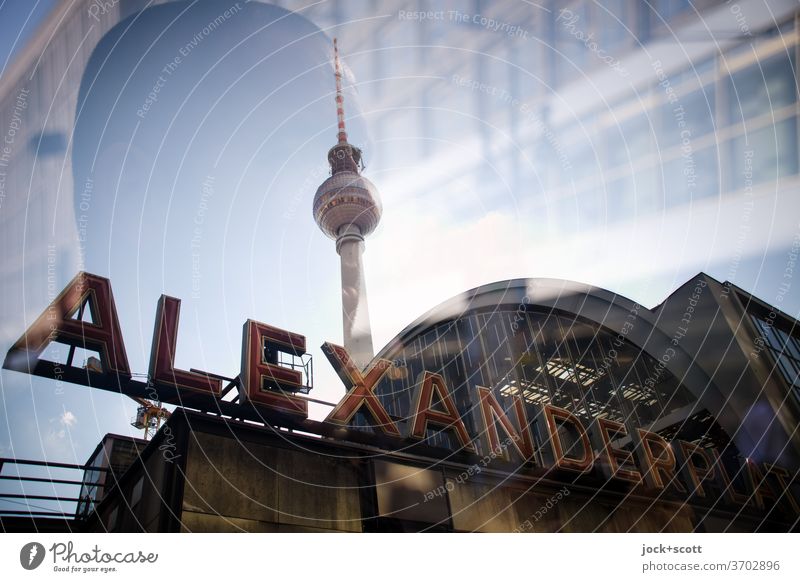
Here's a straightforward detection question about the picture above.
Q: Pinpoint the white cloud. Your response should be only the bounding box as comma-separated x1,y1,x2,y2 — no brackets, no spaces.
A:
60,410,77,428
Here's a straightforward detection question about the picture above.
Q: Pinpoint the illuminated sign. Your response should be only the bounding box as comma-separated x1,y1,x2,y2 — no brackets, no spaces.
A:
3,272,797,514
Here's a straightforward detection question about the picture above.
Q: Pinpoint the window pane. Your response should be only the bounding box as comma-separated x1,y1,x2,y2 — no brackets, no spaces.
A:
596,0,628,52
694,145,720,201
659,85,715,148
726,52,798,126
663,147,720,207
555,3,589,74
606,114,651,169
728,117,799,190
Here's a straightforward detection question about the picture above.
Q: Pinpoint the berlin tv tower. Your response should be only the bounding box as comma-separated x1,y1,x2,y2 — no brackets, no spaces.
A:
313,39,381,369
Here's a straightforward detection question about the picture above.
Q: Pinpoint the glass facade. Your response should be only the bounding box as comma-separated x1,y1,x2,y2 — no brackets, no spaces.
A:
748,308,800,401
349,306,734,458
554,26,798,227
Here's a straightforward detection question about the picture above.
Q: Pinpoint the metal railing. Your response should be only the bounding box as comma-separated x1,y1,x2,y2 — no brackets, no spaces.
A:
0,458,109,521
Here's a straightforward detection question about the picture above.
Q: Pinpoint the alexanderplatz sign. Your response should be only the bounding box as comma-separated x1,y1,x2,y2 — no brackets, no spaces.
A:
3,272,798,516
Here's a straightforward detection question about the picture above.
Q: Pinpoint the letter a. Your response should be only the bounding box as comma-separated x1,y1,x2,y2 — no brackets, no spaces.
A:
4,272,130,378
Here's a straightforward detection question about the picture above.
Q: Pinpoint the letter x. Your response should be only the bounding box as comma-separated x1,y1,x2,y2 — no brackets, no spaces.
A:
322,342,401,436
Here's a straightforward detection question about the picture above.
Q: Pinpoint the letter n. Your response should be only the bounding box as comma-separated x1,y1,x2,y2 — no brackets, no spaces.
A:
476,386,534,460
4,272,130,377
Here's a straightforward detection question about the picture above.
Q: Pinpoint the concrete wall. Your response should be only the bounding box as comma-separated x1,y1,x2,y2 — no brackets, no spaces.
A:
87,410,792,532
181,431,363,532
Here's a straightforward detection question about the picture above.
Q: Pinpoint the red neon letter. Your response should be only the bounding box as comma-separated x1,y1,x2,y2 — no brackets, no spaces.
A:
149,295,221,397
596,418,641,484
634,429,685,492
410,372,475,452
323,343,400,436
239,319,308,418
476,386,534,460
676,440,715,497
543,404,593,472
6,272,130,377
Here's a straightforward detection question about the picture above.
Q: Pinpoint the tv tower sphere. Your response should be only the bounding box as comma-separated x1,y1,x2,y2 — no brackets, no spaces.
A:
312,153,382,242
